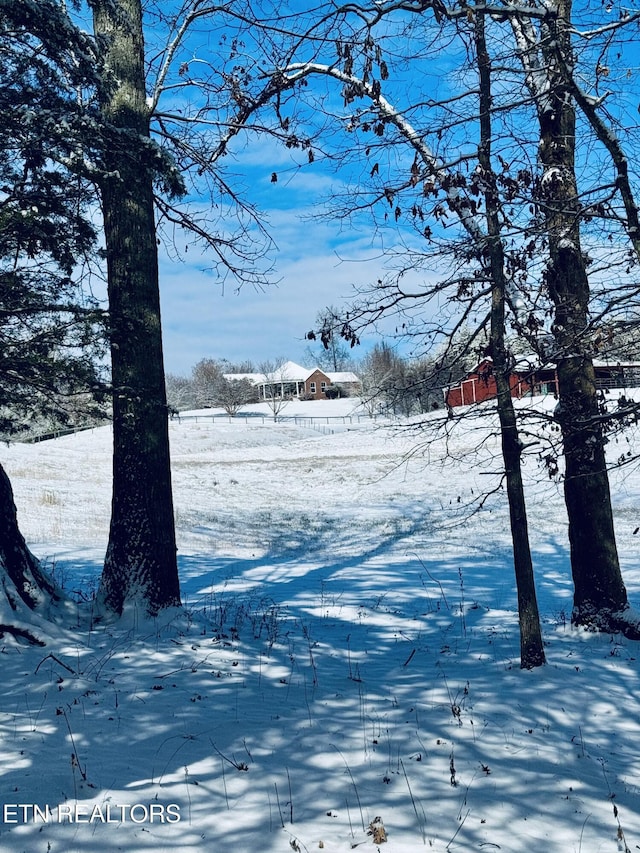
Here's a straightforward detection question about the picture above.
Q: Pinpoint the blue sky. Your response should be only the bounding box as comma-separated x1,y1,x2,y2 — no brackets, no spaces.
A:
156,134,412,375
146,2,448,377
158,228,386,375
85,0,640,377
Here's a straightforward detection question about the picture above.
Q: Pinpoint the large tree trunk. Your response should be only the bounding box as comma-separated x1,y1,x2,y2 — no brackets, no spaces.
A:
551,283,628,627
476,13,545,667
537,2,629,631
0,462,56,644
93,0,180,616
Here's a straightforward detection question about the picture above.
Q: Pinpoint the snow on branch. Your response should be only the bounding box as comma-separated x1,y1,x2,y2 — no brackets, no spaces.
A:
551,49,640,261
274,61,487,243
569,10,640,41
507,9,552,114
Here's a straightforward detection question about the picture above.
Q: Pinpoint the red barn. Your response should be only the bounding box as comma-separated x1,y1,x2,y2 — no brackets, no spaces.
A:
445,356,640,408
444,358,534,408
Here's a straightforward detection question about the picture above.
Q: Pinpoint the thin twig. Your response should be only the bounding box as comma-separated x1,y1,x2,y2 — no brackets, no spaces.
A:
447,808,470,849
35,653,77,675
210,740,248,771
333,745,365,830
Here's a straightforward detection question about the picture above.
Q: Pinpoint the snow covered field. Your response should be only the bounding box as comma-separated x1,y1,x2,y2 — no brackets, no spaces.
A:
1,396,640,852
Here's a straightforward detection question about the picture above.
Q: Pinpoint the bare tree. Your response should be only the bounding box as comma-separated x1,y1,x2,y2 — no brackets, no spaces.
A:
475,10,544,666
259,11,548,663
192,358,225,408
259,358,293,421
306,307,355,372
165,373,198,414
213,376,258,416
262,0,640,640
7,0,323,619
356,343,407,416
224,359,257,374
504,0,637,632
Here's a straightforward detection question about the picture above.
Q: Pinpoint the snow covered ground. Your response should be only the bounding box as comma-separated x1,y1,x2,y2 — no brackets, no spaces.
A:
1,396,640,852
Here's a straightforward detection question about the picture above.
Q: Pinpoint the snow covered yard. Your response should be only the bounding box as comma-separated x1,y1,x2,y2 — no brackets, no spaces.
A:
1,398,640,852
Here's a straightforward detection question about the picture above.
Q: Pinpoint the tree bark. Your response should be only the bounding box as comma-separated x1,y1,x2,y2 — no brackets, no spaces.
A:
93,0,180,616
0,462,55,644
476,12,545,667
537,1,629,630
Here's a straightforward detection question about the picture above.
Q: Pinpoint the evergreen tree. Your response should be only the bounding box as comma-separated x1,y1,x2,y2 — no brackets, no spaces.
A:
0,2,106,639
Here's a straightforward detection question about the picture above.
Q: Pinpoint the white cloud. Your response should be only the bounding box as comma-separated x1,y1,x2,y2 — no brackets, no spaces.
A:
159,237,387,373
159,128,445,373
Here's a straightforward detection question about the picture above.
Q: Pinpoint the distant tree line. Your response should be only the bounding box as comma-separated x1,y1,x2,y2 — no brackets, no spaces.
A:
166,358,260,415
356,340,476,417
165,336,480,418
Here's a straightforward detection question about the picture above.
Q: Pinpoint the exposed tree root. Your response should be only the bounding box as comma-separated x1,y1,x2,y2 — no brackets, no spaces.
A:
0,623,45,646
572,606,640,641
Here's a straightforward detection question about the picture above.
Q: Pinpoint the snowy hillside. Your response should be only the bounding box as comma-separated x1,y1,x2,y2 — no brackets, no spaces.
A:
1,397,640,852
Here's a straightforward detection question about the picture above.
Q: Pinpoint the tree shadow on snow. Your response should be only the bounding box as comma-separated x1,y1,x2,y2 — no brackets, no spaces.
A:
1,531,640,852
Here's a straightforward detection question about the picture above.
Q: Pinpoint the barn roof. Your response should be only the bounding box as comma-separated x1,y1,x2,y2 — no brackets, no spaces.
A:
461,354,640,378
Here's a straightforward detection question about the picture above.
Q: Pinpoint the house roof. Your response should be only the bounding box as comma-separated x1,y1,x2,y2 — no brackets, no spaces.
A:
223,362,362,387
224,361,319,386
326,371,360,384
271,361,316,381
